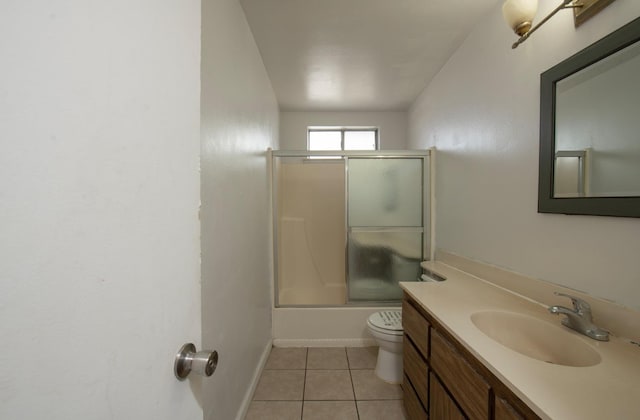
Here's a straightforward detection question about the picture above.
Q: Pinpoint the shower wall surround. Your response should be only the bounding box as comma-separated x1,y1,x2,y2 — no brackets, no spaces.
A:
276,159,347,305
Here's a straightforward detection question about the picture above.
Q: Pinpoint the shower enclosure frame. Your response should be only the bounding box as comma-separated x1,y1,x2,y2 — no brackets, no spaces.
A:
269,149,432,308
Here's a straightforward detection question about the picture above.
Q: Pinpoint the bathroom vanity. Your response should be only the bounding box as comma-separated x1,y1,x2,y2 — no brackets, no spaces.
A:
402,294,537,420
400,261,640,420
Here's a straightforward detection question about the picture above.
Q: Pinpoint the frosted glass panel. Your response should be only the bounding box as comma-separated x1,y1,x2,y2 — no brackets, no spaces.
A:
348,231,422,301
348,158,423,227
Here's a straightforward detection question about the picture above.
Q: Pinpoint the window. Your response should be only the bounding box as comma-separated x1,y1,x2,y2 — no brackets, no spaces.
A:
308,128,378,151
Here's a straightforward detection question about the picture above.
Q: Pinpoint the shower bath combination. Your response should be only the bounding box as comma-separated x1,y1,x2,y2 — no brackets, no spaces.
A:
270,149,432,308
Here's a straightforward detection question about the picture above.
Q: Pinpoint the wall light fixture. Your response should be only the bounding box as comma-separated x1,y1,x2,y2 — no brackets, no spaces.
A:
503,0,617,49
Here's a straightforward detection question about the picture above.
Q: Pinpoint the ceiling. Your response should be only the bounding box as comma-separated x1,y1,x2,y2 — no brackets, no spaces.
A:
240,0,500,111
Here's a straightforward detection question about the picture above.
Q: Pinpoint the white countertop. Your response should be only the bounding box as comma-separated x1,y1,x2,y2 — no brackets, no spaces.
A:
400,261,640,420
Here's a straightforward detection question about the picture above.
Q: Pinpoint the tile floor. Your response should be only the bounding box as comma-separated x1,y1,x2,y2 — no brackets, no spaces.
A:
245,347,407,420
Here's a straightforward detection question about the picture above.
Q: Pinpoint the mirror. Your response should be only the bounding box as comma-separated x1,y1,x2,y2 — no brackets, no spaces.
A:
539,16,640,217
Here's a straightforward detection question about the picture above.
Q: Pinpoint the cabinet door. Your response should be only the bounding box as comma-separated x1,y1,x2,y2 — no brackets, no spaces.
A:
495,397,525,420
431,330,490,420
430,372,465,420
404,374,428,420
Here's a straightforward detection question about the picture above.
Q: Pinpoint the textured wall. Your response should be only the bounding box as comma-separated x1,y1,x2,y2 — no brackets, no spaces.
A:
200,0,279,419
409,1,640,309
0,1,202,418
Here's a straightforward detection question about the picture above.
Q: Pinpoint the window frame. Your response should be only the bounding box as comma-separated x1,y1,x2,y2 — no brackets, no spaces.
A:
307,127,379,151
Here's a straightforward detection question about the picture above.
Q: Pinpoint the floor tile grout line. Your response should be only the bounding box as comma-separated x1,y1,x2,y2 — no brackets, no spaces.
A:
251,399,305,402
345,347,352,370
301,348,308,419
345,347,361,420
303,399,359,401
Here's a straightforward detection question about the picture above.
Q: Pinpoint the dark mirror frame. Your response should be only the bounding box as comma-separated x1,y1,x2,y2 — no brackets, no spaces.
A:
539,16,640,218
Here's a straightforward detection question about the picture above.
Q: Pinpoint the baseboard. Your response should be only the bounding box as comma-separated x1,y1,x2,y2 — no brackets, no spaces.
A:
272,338,376,348
235,338,273,420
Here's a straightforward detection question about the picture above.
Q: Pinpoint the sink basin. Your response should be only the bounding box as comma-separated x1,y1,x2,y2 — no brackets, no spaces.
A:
471,311,601,367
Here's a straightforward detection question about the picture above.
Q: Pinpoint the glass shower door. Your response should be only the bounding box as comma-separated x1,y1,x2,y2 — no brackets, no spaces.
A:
347,158,425,302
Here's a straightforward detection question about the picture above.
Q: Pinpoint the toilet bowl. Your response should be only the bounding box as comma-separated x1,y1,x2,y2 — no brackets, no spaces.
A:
366,310,403,384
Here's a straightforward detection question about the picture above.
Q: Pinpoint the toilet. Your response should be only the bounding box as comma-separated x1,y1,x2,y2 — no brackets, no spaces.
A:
366,310,403,383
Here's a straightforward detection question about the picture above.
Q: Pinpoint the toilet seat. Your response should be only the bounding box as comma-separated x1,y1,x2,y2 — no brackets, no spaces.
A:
367,310,403,336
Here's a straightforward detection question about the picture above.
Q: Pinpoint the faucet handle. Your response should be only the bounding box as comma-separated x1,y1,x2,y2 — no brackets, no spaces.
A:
554,292,591,313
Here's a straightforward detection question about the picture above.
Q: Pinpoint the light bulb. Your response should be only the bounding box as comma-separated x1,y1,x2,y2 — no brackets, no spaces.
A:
503,0,539,36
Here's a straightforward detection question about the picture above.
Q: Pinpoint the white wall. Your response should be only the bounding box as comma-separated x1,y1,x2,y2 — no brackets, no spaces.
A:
409,1,640,310
200,0,279,419
280,111,408,150
0,1,202,419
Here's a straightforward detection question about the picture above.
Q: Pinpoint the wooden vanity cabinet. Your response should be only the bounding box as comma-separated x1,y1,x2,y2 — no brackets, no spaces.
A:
404,335,428,404
494,397,525,420
404,373,428,419
402,298,430,416
402,293,540,420
403,298,430,357
431,329,490,419
429,371,465,420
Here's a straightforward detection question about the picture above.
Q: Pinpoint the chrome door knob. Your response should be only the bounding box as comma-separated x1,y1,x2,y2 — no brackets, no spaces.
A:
174,343,218,380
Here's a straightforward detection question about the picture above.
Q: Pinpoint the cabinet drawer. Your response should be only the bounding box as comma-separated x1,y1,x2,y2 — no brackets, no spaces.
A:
429,371,465,420
431,330,490,420
403,374,428,420
402,299,430,358
403,335,428,404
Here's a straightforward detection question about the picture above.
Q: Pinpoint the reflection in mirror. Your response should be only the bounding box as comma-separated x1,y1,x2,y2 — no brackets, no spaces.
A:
539,16,640,217
554,150,588,197
554,41,640,198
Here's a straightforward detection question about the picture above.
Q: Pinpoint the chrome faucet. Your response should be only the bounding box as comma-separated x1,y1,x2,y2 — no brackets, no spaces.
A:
548,292,609,341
